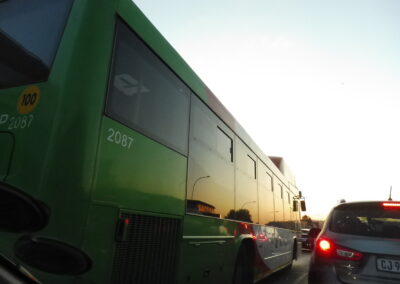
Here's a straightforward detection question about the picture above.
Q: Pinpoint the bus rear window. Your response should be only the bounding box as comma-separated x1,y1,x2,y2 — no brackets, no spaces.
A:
330,203,400,238
0,0,74,89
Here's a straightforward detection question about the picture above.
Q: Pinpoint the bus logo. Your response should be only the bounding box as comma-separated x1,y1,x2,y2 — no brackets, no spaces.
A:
114,74,149,96
17,86,41,114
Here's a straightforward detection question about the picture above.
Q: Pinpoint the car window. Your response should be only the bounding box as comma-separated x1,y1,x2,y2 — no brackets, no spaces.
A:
330,203,400,238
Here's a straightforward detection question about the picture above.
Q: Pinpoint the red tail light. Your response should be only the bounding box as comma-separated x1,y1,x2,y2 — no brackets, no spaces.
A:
316,236,363,261
319,239,332,251
382,202,400,208
316,237,334,257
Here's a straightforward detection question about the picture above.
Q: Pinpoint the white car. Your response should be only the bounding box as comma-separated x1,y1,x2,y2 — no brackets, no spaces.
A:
309,201,400,283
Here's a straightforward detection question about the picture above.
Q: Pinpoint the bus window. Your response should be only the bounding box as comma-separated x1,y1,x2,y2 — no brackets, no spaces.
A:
234,140,258,223
217,127,233,162
274,181,284,226
258,165,275,226
106,20,190,155
247,155,257,179
284,188,292,229
187,95,234,219
0,0,74,88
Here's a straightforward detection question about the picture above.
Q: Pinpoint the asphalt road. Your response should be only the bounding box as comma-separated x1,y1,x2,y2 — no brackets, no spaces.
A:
258,250,311,284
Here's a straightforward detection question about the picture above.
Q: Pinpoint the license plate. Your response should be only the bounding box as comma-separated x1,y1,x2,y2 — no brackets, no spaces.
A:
377,258,400,273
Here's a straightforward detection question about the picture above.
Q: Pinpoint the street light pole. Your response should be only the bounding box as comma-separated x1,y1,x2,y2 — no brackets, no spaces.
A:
191,175,210,200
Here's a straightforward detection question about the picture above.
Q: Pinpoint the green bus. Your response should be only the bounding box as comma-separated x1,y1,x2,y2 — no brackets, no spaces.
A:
0,0,306,283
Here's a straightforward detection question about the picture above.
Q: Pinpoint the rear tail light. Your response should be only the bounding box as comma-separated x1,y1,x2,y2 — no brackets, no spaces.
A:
316,236,363,261
382,202,400,208
316,237,334,257
319,239,332,252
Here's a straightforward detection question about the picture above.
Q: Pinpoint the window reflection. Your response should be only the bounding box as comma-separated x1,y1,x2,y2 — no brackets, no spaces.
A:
258,166,275,226
274,181,284,225
187,200,220,218
186,95,234,218
217,127,233,162
186,94,298,229
235,141,258,223
225,209,253,223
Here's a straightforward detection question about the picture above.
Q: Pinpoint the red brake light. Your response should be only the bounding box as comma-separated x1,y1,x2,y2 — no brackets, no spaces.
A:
316,237,334,257
316,236,363,261
382,202,400,208
319,239,331,251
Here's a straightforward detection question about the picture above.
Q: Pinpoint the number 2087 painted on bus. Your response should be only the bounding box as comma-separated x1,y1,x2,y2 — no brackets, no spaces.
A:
106,128,133,149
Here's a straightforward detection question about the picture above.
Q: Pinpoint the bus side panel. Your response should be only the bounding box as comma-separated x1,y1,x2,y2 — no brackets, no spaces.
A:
93,117,186,216
81,205,120,283
178,214,236,284
275,227,296,265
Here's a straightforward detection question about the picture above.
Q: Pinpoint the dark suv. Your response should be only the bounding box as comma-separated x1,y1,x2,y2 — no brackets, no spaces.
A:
309,201,400,284
304,228,321,250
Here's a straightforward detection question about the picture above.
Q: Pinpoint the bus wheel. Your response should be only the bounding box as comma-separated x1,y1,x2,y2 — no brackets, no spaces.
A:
233,244,253,284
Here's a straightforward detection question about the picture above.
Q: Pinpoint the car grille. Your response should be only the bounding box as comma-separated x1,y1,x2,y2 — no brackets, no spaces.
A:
111,213,181,284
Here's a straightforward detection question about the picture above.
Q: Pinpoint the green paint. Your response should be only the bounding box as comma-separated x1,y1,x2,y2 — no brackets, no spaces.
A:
93,118,186,216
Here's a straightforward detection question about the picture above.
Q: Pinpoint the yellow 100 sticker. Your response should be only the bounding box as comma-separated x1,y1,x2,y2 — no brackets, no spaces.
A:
17,86,41,114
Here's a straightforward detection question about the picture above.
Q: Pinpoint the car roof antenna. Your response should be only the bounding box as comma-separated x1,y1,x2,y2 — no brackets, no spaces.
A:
388,185,393,201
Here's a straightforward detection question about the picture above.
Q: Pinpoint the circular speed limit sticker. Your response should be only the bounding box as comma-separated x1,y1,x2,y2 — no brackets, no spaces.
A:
17,86,41,114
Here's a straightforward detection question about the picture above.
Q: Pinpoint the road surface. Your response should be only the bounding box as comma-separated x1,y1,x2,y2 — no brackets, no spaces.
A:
258,250,311,284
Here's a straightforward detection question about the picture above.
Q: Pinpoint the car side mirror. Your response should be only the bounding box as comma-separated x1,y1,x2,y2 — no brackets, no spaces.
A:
293,200,298,212
300,200,306,211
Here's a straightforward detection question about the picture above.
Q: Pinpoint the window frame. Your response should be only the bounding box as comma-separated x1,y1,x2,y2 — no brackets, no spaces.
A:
247,155,256,179
217,126,233,162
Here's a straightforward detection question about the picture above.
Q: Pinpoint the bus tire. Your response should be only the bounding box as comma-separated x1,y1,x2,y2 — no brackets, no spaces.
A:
232,244,253,284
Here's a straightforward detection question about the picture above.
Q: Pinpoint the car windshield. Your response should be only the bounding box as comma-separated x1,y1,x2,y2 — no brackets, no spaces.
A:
330,202,400,238
0,0,74,89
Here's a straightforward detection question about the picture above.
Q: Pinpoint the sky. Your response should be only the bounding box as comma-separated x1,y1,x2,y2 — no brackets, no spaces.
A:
133,0,400,220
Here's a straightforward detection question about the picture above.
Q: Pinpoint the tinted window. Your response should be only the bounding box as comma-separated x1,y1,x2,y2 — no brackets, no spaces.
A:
235,141,258,223
0,0,74,88
284,188,294,230
106,20,190,155
330,203,400,238
187,95,234,218
217,128,233,162
247,155,256,179
258,168,274,226
274,181,284,225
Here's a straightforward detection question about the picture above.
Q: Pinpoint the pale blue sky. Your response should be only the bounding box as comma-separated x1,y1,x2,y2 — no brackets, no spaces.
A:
134,0,400,219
